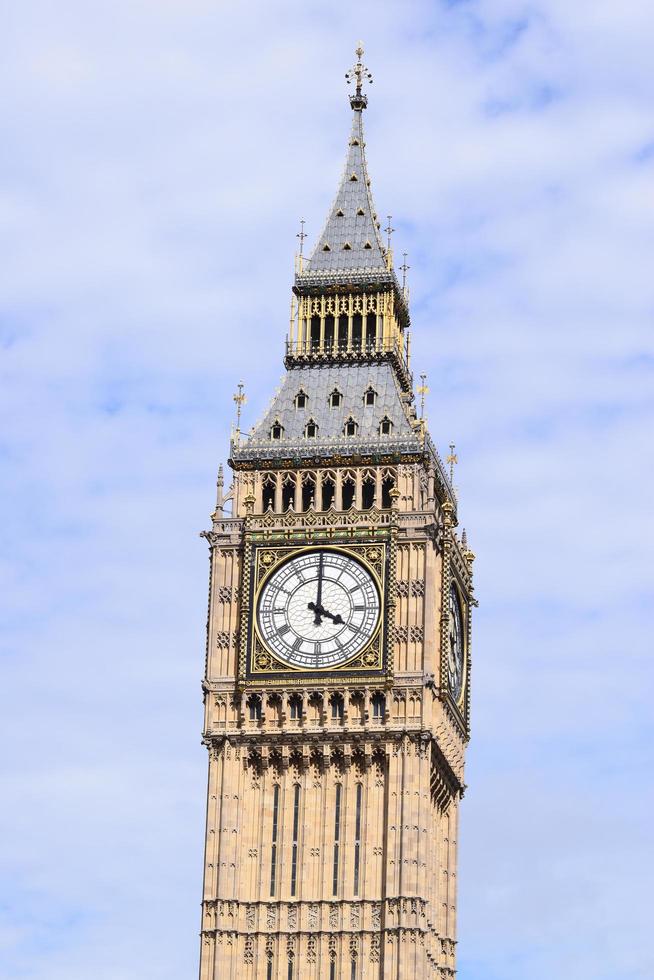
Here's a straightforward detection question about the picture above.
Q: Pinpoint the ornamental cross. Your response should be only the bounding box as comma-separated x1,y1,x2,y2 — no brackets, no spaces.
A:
296,218,307,256
233,381,246,431
400,252,410,290
345,42,372,107
446,443,458,484
385,215,395,250
417,373,429,419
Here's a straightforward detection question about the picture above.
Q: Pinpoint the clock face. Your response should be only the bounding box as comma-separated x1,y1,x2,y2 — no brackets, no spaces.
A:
256,549,381,670
448,583,465,702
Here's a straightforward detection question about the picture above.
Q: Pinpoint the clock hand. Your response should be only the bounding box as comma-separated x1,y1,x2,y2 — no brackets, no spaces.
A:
306,601,344,627
310,552,324,625
320,608,344,625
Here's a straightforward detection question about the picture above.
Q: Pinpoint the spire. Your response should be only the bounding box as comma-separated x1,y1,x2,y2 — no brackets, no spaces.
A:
302,44,387,277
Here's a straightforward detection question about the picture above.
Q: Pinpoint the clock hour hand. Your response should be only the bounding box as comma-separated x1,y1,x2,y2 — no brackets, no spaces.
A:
320,607,344,625
307,601,344,627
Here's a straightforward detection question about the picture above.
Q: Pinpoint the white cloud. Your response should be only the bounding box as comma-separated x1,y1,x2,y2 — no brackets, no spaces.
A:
1,2,653,978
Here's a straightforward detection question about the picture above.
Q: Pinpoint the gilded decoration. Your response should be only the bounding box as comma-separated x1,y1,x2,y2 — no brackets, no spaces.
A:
242,540,390,681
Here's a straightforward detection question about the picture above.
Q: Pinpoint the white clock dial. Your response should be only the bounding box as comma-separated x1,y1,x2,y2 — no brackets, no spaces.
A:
448,583,465,701
257,549,381,670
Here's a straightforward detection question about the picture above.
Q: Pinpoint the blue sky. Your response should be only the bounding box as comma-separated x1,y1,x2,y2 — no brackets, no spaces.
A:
1,1,653,978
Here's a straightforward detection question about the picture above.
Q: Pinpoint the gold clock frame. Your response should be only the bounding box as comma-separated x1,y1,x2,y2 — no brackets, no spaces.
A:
241,541,389,682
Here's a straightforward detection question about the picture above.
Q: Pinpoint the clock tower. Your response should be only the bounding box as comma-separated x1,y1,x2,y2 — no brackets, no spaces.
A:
199,47,475,979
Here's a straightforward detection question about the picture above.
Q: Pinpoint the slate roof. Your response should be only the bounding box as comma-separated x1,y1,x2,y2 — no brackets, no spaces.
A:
302,107,388,276
236,363,421,461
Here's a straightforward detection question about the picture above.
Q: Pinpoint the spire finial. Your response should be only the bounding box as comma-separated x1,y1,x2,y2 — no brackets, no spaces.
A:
297,218,307,256
447,443,458,484
214,464,225,516
385,215,395,251
400,252,410,292
233,381,246,440
346,42,372,110
417,373,429,419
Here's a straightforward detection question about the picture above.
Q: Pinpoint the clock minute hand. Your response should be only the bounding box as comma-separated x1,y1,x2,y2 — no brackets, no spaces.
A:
309,552,325,625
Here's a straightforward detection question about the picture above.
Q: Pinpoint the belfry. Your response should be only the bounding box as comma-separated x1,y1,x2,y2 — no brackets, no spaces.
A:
199,46,474,979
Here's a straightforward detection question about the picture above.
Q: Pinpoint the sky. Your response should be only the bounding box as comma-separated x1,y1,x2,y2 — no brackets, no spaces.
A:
1,1,653,978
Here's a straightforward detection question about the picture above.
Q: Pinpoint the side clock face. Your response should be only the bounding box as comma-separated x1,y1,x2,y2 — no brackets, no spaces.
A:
448,583,465,702
257,549,381,670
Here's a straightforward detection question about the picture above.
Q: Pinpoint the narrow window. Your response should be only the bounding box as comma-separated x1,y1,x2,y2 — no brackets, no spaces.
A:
331,695,344,720
270,784,280,896
329,389,343,409
351,960,357,980
305,420,317,438
352,313,362,347
271,422,283,440
344,418,358,437
288,961,294,980
333,783,342,896
337,316,348,349
362,477,375,510
381,475,395,509
290,784,300,896
354,783,362,895
267,960,273,980
366,312,377,348
329,963,336,980
321,476,335,510
372,693,385,719
295,391,307,409
342,478,355,510
364,387,377,406
324,314,335,348
249,696,262,721
262,477,276,511
311,315,321,348
282,479,295,511
380,417,392,436
289,696,301,720
301,475,315,511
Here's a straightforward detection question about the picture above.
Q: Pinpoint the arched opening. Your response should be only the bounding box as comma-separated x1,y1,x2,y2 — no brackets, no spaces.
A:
330,693,344,721
329,389,342,409
362,473,375,509
352,312,362,348
305,419,318,438
294,390,307,409
308,693,323,725
350,692,364,725
310,315,321,349
267,694,282,727
371,693,385,719
262,474,276,511
344,418,358,437
302,473,315,511
338,315,348,349
366,313,377,349
282,475,296,511
381,474,395,509
342,474,355,510
247,695,262,721
321,473,335,510
324,314,335,349
289,695,302,721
